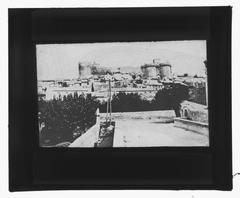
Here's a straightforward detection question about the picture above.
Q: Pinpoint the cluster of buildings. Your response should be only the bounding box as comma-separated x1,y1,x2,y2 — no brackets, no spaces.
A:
38,59,207,102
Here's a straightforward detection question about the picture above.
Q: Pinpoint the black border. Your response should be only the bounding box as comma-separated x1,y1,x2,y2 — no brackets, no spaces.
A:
9,7,232,191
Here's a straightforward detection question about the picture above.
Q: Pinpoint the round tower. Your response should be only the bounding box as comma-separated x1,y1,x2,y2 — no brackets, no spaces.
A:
141,64,157,79
156,63,172,80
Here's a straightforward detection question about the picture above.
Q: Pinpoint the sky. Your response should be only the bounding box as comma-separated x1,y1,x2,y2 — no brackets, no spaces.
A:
36,40,206,80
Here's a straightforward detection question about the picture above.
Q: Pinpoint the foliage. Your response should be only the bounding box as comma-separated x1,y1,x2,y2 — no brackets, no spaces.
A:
152,84,189,116
99,84,189,116
188,87,206,105
38,93,100,146
99,92,152,113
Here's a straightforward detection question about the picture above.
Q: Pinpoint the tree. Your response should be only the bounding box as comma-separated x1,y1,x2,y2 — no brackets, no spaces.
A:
153,84,189,116
38,93,100,146
99,85,189,115
188,87,206,105
99,92,152,113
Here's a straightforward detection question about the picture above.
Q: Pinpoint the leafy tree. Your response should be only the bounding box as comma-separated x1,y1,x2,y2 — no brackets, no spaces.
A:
188,87,206,105
99,92,152,113
38,93,100,146
99,84,189,115
153,84,189,116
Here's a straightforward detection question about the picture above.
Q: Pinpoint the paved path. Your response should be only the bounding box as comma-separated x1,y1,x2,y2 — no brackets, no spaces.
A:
113,119,209,147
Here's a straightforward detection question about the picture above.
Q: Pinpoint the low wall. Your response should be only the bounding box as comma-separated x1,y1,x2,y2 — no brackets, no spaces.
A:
100,110,176,121
174,117,209,137
180,101,208,123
